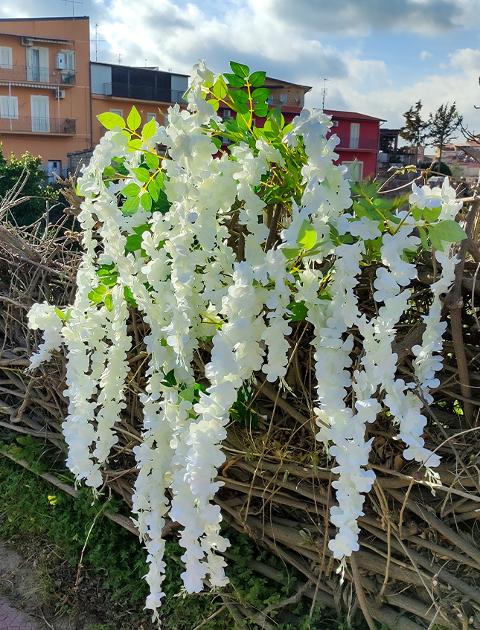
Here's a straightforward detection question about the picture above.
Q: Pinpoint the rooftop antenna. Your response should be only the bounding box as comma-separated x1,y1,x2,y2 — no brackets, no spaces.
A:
63,0,82,17
92,23,106,62
117,53,122,64
322,78,328,110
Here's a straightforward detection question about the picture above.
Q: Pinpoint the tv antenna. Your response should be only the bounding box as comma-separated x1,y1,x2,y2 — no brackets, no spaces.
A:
322,78,328,110
63,0,83,17
93,24,107,62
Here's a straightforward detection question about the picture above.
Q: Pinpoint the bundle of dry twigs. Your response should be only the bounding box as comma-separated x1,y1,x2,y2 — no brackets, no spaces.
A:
0,186,479,630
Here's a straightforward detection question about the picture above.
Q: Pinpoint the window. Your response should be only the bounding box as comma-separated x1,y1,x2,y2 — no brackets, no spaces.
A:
279,93,288,104
63,50,75,71
27,47,49,82
31,95,49,132
0,46,13,69
349,122,360,149
110,108,123,116
0,95,18,119
146,112,156,121
343,160,363,182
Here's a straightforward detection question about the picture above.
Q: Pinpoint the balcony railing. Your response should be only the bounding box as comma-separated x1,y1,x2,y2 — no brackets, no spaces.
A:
0,65,76,85
266,94,303,108
0,116,76,134
100,82,185,103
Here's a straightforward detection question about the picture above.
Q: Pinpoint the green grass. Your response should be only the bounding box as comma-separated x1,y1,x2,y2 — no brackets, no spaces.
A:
0,433,368,629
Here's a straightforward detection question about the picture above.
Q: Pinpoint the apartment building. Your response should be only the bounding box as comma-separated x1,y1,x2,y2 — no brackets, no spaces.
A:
90,62,188,145
0,16,91,179
0,16,189,178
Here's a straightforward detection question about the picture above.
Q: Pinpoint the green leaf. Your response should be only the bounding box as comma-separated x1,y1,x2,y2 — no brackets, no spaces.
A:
288,301,308,322
145,152,159,170
122,182,140,197
423,206,442,222
142,117,157,141
252,87,270,102
230,61,250,78
54,307,68,321
124,286,137,307
132,167,150,183
212,76,228,99
206,98,220,112
104,293,113,312
254,103,268,117
429,220,467,245
125,225,149,252
97,112,125,130
152,190,170,214
88,284,107,305
282,247,301,260
127,106,142,131
148,179,159,202
297,220,317,250
418,226,429,250
249,71,266,87
122,196,139,215
128,138,142,151
102,165,116,180
97,265,118,287
141,193,153,211
224,72,245,87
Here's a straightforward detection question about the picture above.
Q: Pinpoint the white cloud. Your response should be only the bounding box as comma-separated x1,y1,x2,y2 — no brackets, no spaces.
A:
420,50,432,61
318,47,480,134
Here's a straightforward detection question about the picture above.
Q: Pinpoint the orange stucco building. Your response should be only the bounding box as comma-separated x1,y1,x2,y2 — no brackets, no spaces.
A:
0,16,91,177
0,17,188,178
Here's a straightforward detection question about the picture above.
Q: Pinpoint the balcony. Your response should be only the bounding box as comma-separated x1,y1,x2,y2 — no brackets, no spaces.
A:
0,65,76,86
0,116,76,135
100,82,185,103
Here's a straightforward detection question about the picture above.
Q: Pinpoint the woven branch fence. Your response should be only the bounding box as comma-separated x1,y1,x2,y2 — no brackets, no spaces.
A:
0,190,480,630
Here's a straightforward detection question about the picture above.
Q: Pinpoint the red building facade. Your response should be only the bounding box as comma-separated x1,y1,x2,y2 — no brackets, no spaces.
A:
324,109,384,180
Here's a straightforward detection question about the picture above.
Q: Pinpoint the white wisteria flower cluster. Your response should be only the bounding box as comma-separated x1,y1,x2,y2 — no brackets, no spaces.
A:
27,61,464,618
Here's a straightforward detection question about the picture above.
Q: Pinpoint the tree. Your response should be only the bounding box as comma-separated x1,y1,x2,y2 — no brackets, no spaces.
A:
400,100,428,164
427,102,463,163
0,145,58,225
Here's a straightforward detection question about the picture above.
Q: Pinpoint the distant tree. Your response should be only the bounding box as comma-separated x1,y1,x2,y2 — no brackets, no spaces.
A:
0,145,58,225
427,102,463,163
418,160,452,176
400,100,428,164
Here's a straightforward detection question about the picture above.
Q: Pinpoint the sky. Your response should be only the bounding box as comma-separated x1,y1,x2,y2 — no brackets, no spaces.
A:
1,0,480,133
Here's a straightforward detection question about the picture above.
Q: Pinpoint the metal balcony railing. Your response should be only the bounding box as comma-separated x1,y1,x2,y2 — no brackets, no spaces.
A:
0,116,76,134
100,82,185,103
0,65,76,85
266,94,303,108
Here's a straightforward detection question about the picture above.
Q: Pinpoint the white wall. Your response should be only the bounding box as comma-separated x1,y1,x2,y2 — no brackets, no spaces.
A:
91,63,112,95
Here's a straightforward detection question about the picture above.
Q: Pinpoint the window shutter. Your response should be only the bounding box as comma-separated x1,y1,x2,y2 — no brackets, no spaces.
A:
349,123,360,149
64,50,75,70
0,46,13,69
0,96,18,119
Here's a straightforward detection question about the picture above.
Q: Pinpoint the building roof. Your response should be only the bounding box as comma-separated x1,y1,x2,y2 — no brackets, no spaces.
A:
324,109,386,122
265,76,312,92
90,61,189,78
0,16,89,21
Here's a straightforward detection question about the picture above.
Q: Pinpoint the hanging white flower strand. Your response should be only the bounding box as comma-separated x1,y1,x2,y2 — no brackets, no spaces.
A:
27,60,466,619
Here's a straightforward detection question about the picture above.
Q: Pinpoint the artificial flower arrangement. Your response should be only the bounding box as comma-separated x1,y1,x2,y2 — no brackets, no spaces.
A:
28,61,466,619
